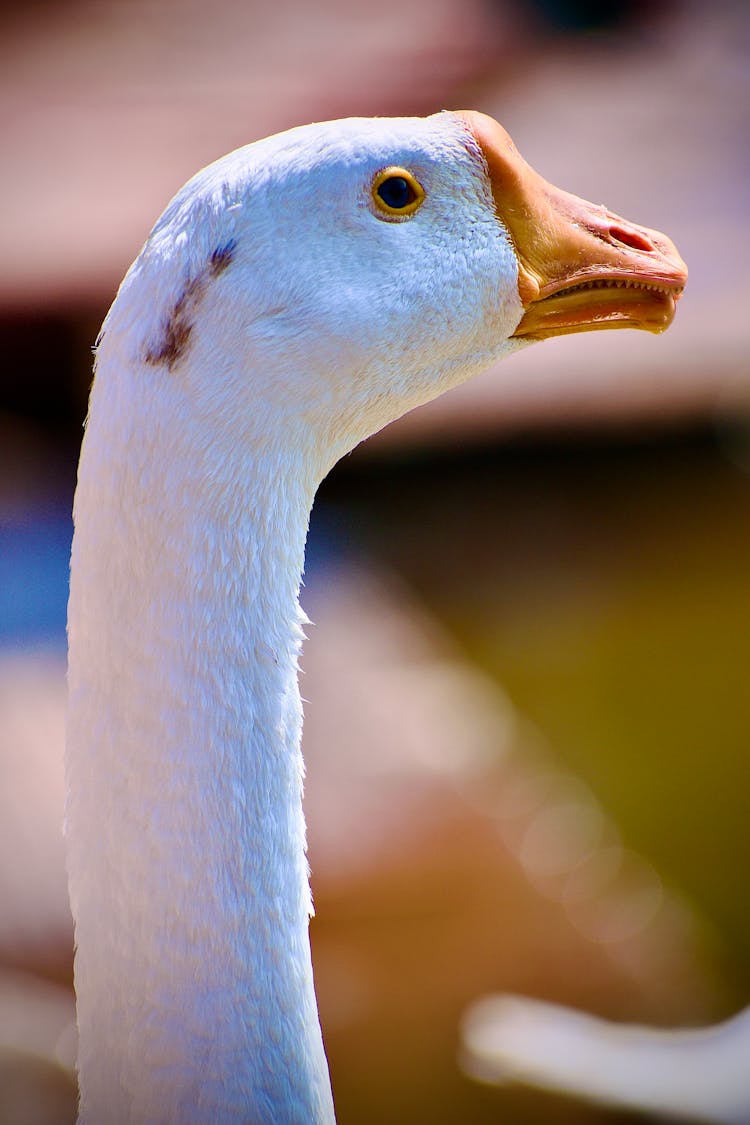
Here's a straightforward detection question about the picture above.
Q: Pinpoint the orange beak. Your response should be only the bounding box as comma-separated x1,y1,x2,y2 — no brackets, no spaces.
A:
459,111,687,340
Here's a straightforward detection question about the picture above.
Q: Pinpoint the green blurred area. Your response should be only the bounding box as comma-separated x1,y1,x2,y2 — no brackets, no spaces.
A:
327,426,750,1005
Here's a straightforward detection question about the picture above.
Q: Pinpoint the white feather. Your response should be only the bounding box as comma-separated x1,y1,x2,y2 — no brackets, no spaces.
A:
66,112,524,1123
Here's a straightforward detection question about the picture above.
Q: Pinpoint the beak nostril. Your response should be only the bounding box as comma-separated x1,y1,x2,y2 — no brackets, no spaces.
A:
608,225,655,253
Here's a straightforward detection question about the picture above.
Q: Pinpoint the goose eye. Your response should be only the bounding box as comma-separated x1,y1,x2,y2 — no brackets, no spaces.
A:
371,167,425,219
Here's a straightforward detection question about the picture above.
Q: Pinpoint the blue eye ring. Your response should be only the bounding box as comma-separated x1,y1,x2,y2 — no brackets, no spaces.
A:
371,167,426,219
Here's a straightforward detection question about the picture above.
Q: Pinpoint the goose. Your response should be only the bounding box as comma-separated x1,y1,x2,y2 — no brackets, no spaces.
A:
65,109,686,1124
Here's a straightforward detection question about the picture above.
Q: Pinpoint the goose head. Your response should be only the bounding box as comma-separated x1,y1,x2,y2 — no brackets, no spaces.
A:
110,111,686,476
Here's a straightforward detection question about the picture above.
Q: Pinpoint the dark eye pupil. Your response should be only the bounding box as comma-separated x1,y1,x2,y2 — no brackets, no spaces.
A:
377,176,415,210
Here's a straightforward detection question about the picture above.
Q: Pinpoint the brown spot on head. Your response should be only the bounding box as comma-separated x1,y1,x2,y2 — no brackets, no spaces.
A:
145,240,237,371
208,238,238,278
145,305,194,371
145,281,200,370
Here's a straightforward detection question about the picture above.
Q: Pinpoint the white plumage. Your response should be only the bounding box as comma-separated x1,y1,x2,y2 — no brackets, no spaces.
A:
65,111,685,1123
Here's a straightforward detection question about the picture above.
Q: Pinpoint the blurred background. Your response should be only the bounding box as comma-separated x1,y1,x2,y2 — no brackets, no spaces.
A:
1,0,749,1121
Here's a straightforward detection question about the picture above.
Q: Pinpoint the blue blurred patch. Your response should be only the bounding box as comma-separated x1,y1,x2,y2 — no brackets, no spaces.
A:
0,509,73,646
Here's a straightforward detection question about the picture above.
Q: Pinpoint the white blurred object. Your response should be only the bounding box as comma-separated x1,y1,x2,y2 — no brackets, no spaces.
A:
461,994,750,1124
